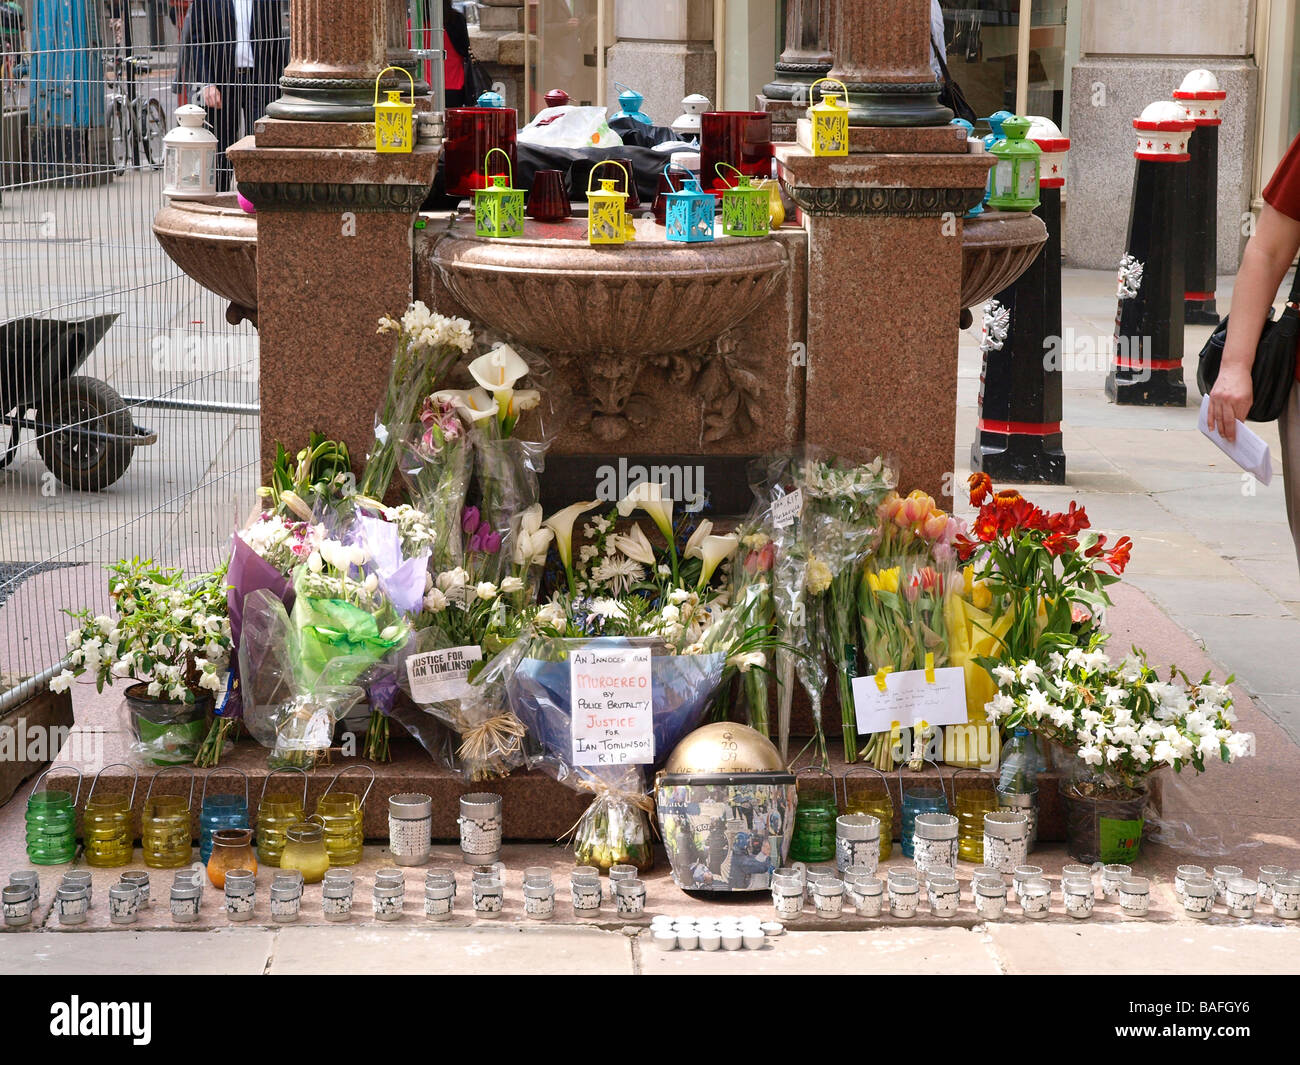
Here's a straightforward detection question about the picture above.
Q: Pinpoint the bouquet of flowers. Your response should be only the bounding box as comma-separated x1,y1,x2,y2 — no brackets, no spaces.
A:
199,433,353,765
797,454,897,764
985,644,1255,798
957,473,1130,666
729,519,777,738
56,559,231,765
359,302,474,502
399,392,472,575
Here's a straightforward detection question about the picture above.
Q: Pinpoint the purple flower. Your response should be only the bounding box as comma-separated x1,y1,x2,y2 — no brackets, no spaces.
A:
462,506,481,535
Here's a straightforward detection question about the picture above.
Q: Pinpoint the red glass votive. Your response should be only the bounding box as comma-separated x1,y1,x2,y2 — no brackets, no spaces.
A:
652,164,696,226
544,88,571,108
444,107,519,197
527,168,571,222
700,111,773,194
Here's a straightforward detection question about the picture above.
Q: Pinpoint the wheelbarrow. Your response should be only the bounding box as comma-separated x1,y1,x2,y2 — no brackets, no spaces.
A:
0,314,157,490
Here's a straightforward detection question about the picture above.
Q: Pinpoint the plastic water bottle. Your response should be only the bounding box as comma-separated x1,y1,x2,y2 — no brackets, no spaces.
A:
996,728,1039,845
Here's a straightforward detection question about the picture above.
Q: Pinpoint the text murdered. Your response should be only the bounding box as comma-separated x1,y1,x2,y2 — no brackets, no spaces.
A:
570,646,654,766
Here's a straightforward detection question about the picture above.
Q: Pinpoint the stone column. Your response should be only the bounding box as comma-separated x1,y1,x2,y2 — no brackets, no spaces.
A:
830,0,949,126
757,0,833,141
230,0,440,477
777,0,989,503
606,0,715,125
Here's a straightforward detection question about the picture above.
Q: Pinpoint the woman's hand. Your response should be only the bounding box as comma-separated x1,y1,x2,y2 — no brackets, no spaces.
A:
1208,364,1253,441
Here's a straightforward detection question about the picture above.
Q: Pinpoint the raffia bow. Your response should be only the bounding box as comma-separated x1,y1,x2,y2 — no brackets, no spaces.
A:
457,712,528,768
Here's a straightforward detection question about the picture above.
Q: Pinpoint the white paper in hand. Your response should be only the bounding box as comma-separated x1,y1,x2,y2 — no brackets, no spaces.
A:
1197,395,1273,485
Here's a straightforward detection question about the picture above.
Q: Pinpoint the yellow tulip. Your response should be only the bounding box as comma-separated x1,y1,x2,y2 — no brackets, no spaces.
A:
971,581,992,610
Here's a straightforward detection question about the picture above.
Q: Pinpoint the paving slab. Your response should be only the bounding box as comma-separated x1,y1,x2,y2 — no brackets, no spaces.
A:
987,922,1300,975
269,924,634,975
639,927,1001,975
0,928,274,974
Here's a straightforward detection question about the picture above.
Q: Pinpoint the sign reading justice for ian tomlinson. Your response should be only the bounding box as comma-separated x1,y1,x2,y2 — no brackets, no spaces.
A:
570,646,654,767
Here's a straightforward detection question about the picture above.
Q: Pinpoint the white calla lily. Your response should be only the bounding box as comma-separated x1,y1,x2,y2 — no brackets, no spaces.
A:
468,343,531,392
544,501,601,595
432,387,499,423
683,519,714,559
696,533,740,588
616,480,674,540
611,523,656,566
512,503,555,567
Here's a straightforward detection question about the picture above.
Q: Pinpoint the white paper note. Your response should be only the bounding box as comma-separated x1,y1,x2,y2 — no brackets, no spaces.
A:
405,645,483,704
771,488,803,529
851,666,970,735
1198,395,1274,485
570,646,654,767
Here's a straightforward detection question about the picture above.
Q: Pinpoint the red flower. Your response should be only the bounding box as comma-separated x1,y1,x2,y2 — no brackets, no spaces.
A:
1047,501,1090,536
1043,532,1078,556
1104,536,1133,574
954,535,977,561
973,508,1001,542
968,472,993,506
993,489,1023,508
917,566,941,593
1084,533,1107,559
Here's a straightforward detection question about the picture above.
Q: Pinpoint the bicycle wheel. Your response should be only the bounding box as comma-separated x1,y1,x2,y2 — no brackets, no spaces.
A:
142,98,167,168
108,99,128,176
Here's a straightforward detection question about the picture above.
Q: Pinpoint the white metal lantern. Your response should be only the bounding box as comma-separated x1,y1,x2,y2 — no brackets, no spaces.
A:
163,104,218,200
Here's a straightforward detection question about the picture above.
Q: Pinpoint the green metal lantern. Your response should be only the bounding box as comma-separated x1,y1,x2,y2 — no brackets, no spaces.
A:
717,162,770,238
474,147,525,238
664,165,715,243
987,115,1041,212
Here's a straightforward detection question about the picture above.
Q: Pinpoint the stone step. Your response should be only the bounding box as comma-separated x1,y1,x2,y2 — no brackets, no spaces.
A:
42,732,1082,844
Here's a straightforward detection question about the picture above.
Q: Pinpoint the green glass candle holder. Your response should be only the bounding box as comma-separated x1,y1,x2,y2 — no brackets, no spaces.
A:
26,765,83,866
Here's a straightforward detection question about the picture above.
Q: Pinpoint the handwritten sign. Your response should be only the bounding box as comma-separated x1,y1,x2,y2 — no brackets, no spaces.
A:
851,666,969,735
570,646,654,767
771,488,803,529
405,645,483,704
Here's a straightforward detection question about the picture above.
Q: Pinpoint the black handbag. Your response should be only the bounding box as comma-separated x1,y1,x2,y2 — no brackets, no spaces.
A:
932,37,977,126
464,46,493,104
1196,271,1300,422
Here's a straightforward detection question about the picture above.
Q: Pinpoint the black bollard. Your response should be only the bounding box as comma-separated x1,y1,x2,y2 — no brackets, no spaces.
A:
1106,101,1194,407
1174,70,1226,325
971,117,1068,483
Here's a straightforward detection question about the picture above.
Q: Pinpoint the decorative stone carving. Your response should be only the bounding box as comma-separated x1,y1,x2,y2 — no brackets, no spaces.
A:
781,184,983,217
235,180,429,212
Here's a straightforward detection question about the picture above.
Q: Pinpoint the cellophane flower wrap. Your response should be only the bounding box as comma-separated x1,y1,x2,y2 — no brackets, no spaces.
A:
857,489,964,770
199,433,352,765
728,506,777,740
359,302,473,502
796,452,897,765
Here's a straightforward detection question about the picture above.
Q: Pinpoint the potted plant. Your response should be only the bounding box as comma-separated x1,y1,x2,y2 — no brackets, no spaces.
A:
984,643,1255,863
52,559,231,765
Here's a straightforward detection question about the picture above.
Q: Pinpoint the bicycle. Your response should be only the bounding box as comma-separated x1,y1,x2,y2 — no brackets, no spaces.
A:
106,52,168,174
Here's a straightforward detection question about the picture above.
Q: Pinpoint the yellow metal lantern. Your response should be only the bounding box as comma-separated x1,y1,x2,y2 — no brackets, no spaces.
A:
586,159,636,246
809,77,850,157
474,147,525,238
374,66,416,153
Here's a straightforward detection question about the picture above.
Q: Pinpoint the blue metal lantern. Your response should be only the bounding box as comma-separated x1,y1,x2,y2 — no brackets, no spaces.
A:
611,83,652,125
663,166,715,243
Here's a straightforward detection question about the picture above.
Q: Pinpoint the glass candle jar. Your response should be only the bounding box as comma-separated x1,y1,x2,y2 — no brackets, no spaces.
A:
1019,877,1051,919
9,870,40,906
257,768,308,867
279,822,330,884
108,883,139,925
615,878,646,917
459,792,503,866
835,814,881,875
927,874,960,918
911,812,959,876
198,769,249,863
995,786,1039,847
1272,877,1300,919
842,866,873,911
374,878,405,921
609,863,638,900
771,873,804,920
789,769,838,863
170,882,200,924
1118,877,1150,918
206,827,257,889
853,875,885,917
25,766,81,866
1100,864,1131,901
1062,876,1095,919
970,866,1003,889
120,871,149,909
517,880,551,921
224,868,256,922
523,866,552,886
388,792,433,867
1224,877,1258,919
424,880,456,921
56,883,89,925
319,872,353,922
954,772,999,864
571,874,602,915
1012,865,1044,901
472,876,504,918
273,869,305,891
141,767,196,870
813,876,845,919
316,765,373,867
889,876,920,919
843,766,894,862
1213,865,1243,902
1174,864,1206,901
83,763,138,868
3,885,34,927
270,882,302,923
982,811,1030,874
974,877,1007,919
1182,877,1215,918
1257,865,1289,902
900,781,948,861
62,870,93,906
427,870,458,899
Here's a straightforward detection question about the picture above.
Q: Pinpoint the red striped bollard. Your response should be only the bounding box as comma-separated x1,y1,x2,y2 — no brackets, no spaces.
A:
1174,70,1226,325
